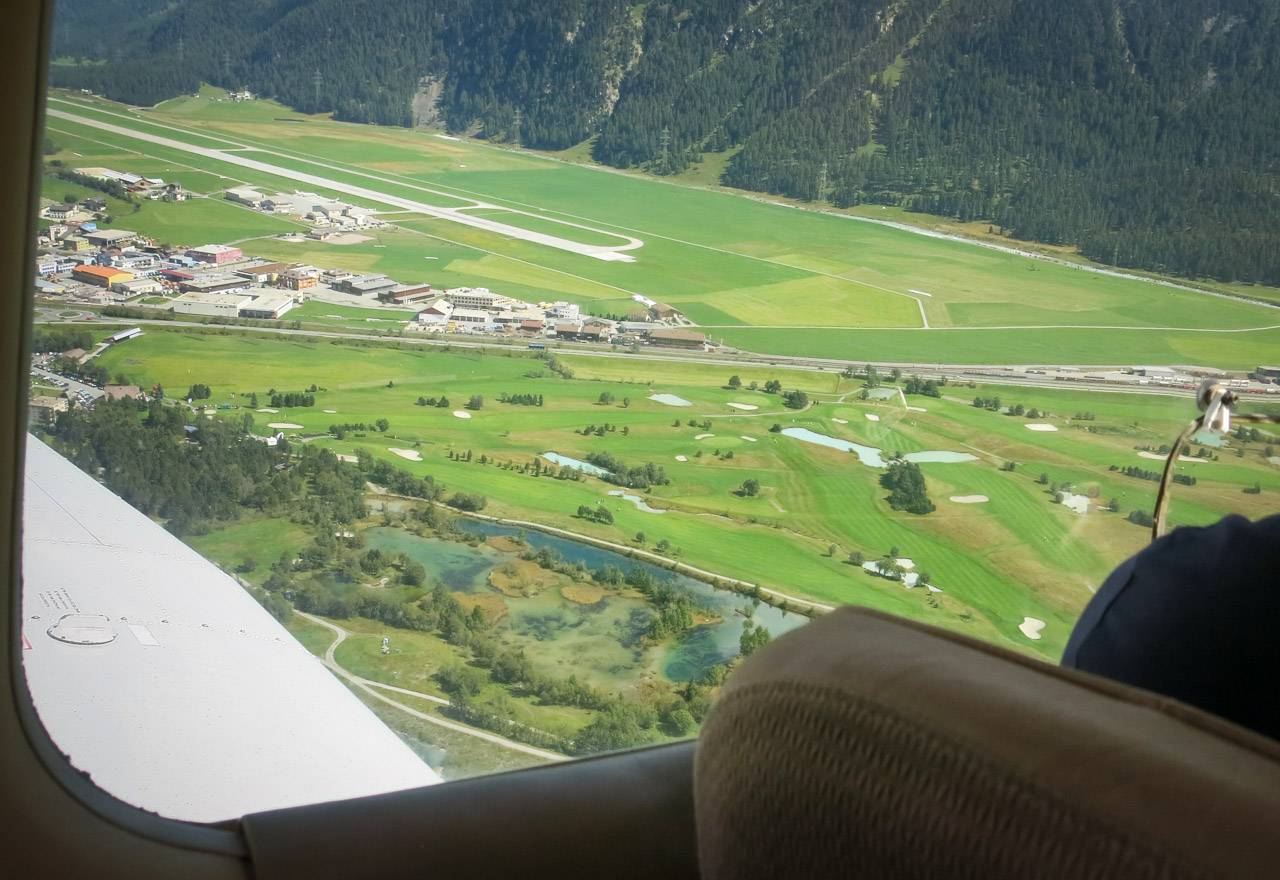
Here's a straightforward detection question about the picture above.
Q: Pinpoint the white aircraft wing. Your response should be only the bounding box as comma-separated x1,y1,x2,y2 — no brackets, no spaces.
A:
20,436,440,823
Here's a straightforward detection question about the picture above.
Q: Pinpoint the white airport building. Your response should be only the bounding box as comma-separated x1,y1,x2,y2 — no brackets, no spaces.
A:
171,289,296,319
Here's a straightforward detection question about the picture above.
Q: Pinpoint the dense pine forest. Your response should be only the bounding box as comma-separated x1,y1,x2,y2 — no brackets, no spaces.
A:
52,0,1280,284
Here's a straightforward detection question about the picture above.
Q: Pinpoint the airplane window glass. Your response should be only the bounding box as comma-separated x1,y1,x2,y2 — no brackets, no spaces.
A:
21,0,1279,823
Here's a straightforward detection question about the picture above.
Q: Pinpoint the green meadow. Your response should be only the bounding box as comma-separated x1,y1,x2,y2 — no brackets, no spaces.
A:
98,329,1280,661
43,90,1280,367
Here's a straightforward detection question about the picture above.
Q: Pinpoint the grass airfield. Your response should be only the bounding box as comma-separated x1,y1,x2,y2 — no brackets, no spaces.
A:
100,330,1280,661
43,87,1280,367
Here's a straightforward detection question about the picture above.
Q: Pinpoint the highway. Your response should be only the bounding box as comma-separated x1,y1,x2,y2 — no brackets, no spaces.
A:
41,314,1278,404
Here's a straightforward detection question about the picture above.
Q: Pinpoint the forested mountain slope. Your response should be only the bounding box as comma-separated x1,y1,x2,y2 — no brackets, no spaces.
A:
51,0,1280,285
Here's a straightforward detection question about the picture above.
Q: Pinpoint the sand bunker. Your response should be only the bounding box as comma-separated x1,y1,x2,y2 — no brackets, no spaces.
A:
1025,423,1058,432
336,454,359,463
695,433,715,440
727,402,758,411
388,448,422,462
950,495,989,504
323,409,337,414
648,393,692,407
608,490,666,514
1059,492,1090,514
740,436,757,442
267,422,304,430
256,407,279,413
832,417,849,425
1138,451,1204,463
452,410,472,419
1019,617,1046,640
907,406,927,413
865,413,881,422
542,452,611,476
861,559,920,587
674,454,688,462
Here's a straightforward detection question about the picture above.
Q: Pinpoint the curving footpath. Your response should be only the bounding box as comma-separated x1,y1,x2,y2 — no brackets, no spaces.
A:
297,611,566,762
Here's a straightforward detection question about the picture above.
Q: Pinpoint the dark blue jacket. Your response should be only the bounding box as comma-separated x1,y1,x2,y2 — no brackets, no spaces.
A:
1063,514,1280,741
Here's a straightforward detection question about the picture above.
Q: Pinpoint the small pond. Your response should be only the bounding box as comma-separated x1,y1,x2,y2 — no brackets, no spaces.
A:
364,522,808,684
780,427,976,468
541,452,612,477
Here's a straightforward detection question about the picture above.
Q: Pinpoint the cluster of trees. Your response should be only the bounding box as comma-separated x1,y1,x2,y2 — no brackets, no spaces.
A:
186,384,212,400
329,420,390,439
270,391,316,408
903,376,941,398
782,389,808,410
585,452,670,490
465,395,484,410
739,619,772,657
498,392,543,406
542,355,574,380
44,397,369,538
736,479,760,497
102,305,174,321
646,593,696,641
416,395,452,408
1127,509,1155,527
31,327,94,353
362,456,443,502
443,491,486,512
1111,464,1197,487
51,166,134,202
578,423,628,437
575,504,614,525
52,356,110,387
880,460,934,514
971,396,1042,418
357,547,427,585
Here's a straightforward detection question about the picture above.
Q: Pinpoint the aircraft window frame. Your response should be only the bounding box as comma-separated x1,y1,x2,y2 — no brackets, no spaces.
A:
5,0,245,855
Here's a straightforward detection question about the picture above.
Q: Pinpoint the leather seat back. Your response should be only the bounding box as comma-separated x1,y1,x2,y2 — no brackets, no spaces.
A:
695,608,1280,879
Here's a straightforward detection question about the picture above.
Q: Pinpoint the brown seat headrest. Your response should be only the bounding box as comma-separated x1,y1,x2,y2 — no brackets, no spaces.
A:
695,607,1280,879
